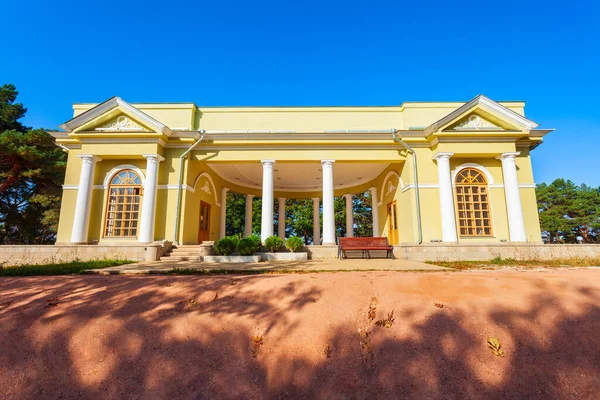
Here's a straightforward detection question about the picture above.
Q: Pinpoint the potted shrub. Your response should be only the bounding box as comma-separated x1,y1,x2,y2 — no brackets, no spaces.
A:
214,238,235,256
265,236,283,252
286,237,304,252
236,237,258,256
258,236,307,261
204,236,261,263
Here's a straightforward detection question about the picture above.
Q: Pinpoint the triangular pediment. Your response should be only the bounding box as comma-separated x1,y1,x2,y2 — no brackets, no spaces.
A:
446,112,506,131
86,112,151,132
60,96,171,135
424,94,538,136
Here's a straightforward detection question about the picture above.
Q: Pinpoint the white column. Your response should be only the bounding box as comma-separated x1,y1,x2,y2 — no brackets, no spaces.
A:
70,154,101,243
138,154,164,243
219,187,229,239
260,160,275,242
321,160,336,245
278,197,286,239
497,152,527,242
344,194,354,237
244,194,254,237
433,152,458,242
369,187,380,237
312,197,320,245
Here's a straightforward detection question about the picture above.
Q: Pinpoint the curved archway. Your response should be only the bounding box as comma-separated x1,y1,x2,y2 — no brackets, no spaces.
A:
192,172,221,206
451,163,494,185
103,164,145,189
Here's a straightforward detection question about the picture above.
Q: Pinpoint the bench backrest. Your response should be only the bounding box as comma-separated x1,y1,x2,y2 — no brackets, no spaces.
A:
339,237,390,247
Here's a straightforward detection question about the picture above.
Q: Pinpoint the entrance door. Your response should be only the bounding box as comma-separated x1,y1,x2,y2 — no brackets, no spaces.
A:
198,201,211,243
386,201,399,245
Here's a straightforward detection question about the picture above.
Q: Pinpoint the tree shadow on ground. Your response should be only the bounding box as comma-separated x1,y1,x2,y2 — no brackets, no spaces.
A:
0,273,599,399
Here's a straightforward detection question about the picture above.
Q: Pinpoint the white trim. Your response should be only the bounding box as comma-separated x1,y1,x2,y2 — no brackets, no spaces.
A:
192,172,221,206
79,138,168,147
103,165,146,189
401,184,440,192
157,184,195,193
451,163,495,185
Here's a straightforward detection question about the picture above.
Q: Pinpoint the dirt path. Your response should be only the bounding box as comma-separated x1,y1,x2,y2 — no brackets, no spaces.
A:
1,270,599,399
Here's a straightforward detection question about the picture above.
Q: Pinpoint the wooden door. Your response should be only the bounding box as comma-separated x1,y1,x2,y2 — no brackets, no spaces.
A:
386,201,399,245
198,201,211,243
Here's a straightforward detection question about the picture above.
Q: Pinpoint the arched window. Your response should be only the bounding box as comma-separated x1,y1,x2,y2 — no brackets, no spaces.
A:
104,170,142,237
455,168,493,236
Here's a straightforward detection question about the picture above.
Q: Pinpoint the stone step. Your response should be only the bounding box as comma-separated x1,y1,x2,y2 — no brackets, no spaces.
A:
160,255,200,262
168,251,199,256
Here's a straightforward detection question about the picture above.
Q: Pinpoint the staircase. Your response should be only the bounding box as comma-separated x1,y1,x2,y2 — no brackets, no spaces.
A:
160,245,200,262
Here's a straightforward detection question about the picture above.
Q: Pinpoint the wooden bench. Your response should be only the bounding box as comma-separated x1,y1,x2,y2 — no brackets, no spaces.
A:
338,237,394,260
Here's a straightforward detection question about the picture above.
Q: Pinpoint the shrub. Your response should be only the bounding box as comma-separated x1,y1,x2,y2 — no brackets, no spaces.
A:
265,236,283,252
285,237,304,252
237,237,258,256
226,234,241,249
247,235,262,252
215,238,236,256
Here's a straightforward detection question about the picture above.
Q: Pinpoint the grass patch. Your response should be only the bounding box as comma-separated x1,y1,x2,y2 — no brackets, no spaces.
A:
0,259,135,276
428,256,600,270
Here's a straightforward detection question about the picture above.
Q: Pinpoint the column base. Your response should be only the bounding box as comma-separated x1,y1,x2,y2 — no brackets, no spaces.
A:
322,242,337,246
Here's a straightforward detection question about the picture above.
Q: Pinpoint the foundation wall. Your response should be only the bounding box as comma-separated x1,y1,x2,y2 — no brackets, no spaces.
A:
394,243,600,262
0,244,169,266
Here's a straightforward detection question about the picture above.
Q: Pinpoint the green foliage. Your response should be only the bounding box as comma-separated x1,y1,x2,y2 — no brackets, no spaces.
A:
537,179,600,243
264,235,283,252
225,234,241,249
0,259,134,276
489,256,517,265
285,236,304,252
236,237,258,256
247,234,262,251
0,84,66,244
214,238,236,255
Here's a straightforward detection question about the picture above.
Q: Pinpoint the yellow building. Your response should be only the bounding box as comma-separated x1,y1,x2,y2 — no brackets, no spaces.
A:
51,94,551,252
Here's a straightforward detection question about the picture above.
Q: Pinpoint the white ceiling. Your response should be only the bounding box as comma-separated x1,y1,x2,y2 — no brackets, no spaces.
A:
208,162,389,192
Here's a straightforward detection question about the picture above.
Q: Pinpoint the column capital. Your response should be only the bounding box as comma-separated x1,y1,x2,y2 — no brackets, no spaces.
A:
221,187,230,193
432,152,454,162
245,193,255,199
369,186,378,194
77,154,102,164
496,152,521,161
343,193,354,200
261,160,276,167
312,197,320,203
142,154,165,163
278,197,287,202
320,159,335,167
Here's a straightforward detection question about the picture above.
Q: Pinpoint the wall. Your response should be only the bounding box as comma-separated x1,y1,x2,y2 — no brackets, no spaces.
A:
395,243,600,262
0,244,167,266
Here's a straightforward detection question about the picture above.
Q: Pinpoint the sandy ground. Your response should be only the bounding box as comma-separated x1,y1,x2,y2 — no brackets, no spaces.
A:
1,269,599,399
95,258,447,274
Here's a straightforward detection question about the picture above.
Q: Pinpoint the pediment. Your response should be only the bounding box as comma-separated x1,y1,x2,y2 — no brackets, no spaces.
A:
60,96,171,135
446,113,505,131
89,113,151,132
424,94,538,136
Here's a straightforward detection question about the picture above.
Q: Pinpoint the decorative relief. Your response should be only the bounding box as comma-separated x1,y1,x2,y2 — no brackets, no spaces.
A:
453,115,500,130
386,180,397,195
96,116,146,131
200,181,212,195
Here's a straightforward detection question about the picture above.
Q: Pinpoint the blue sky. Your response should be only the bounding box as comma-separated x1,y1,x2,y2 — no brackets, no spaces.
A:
3,0,599,185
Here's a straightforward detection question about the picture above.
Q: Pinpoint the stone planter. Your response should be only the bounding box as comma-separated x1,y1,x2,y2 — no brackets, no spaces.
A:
257,252,308,261
203,255,261,263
